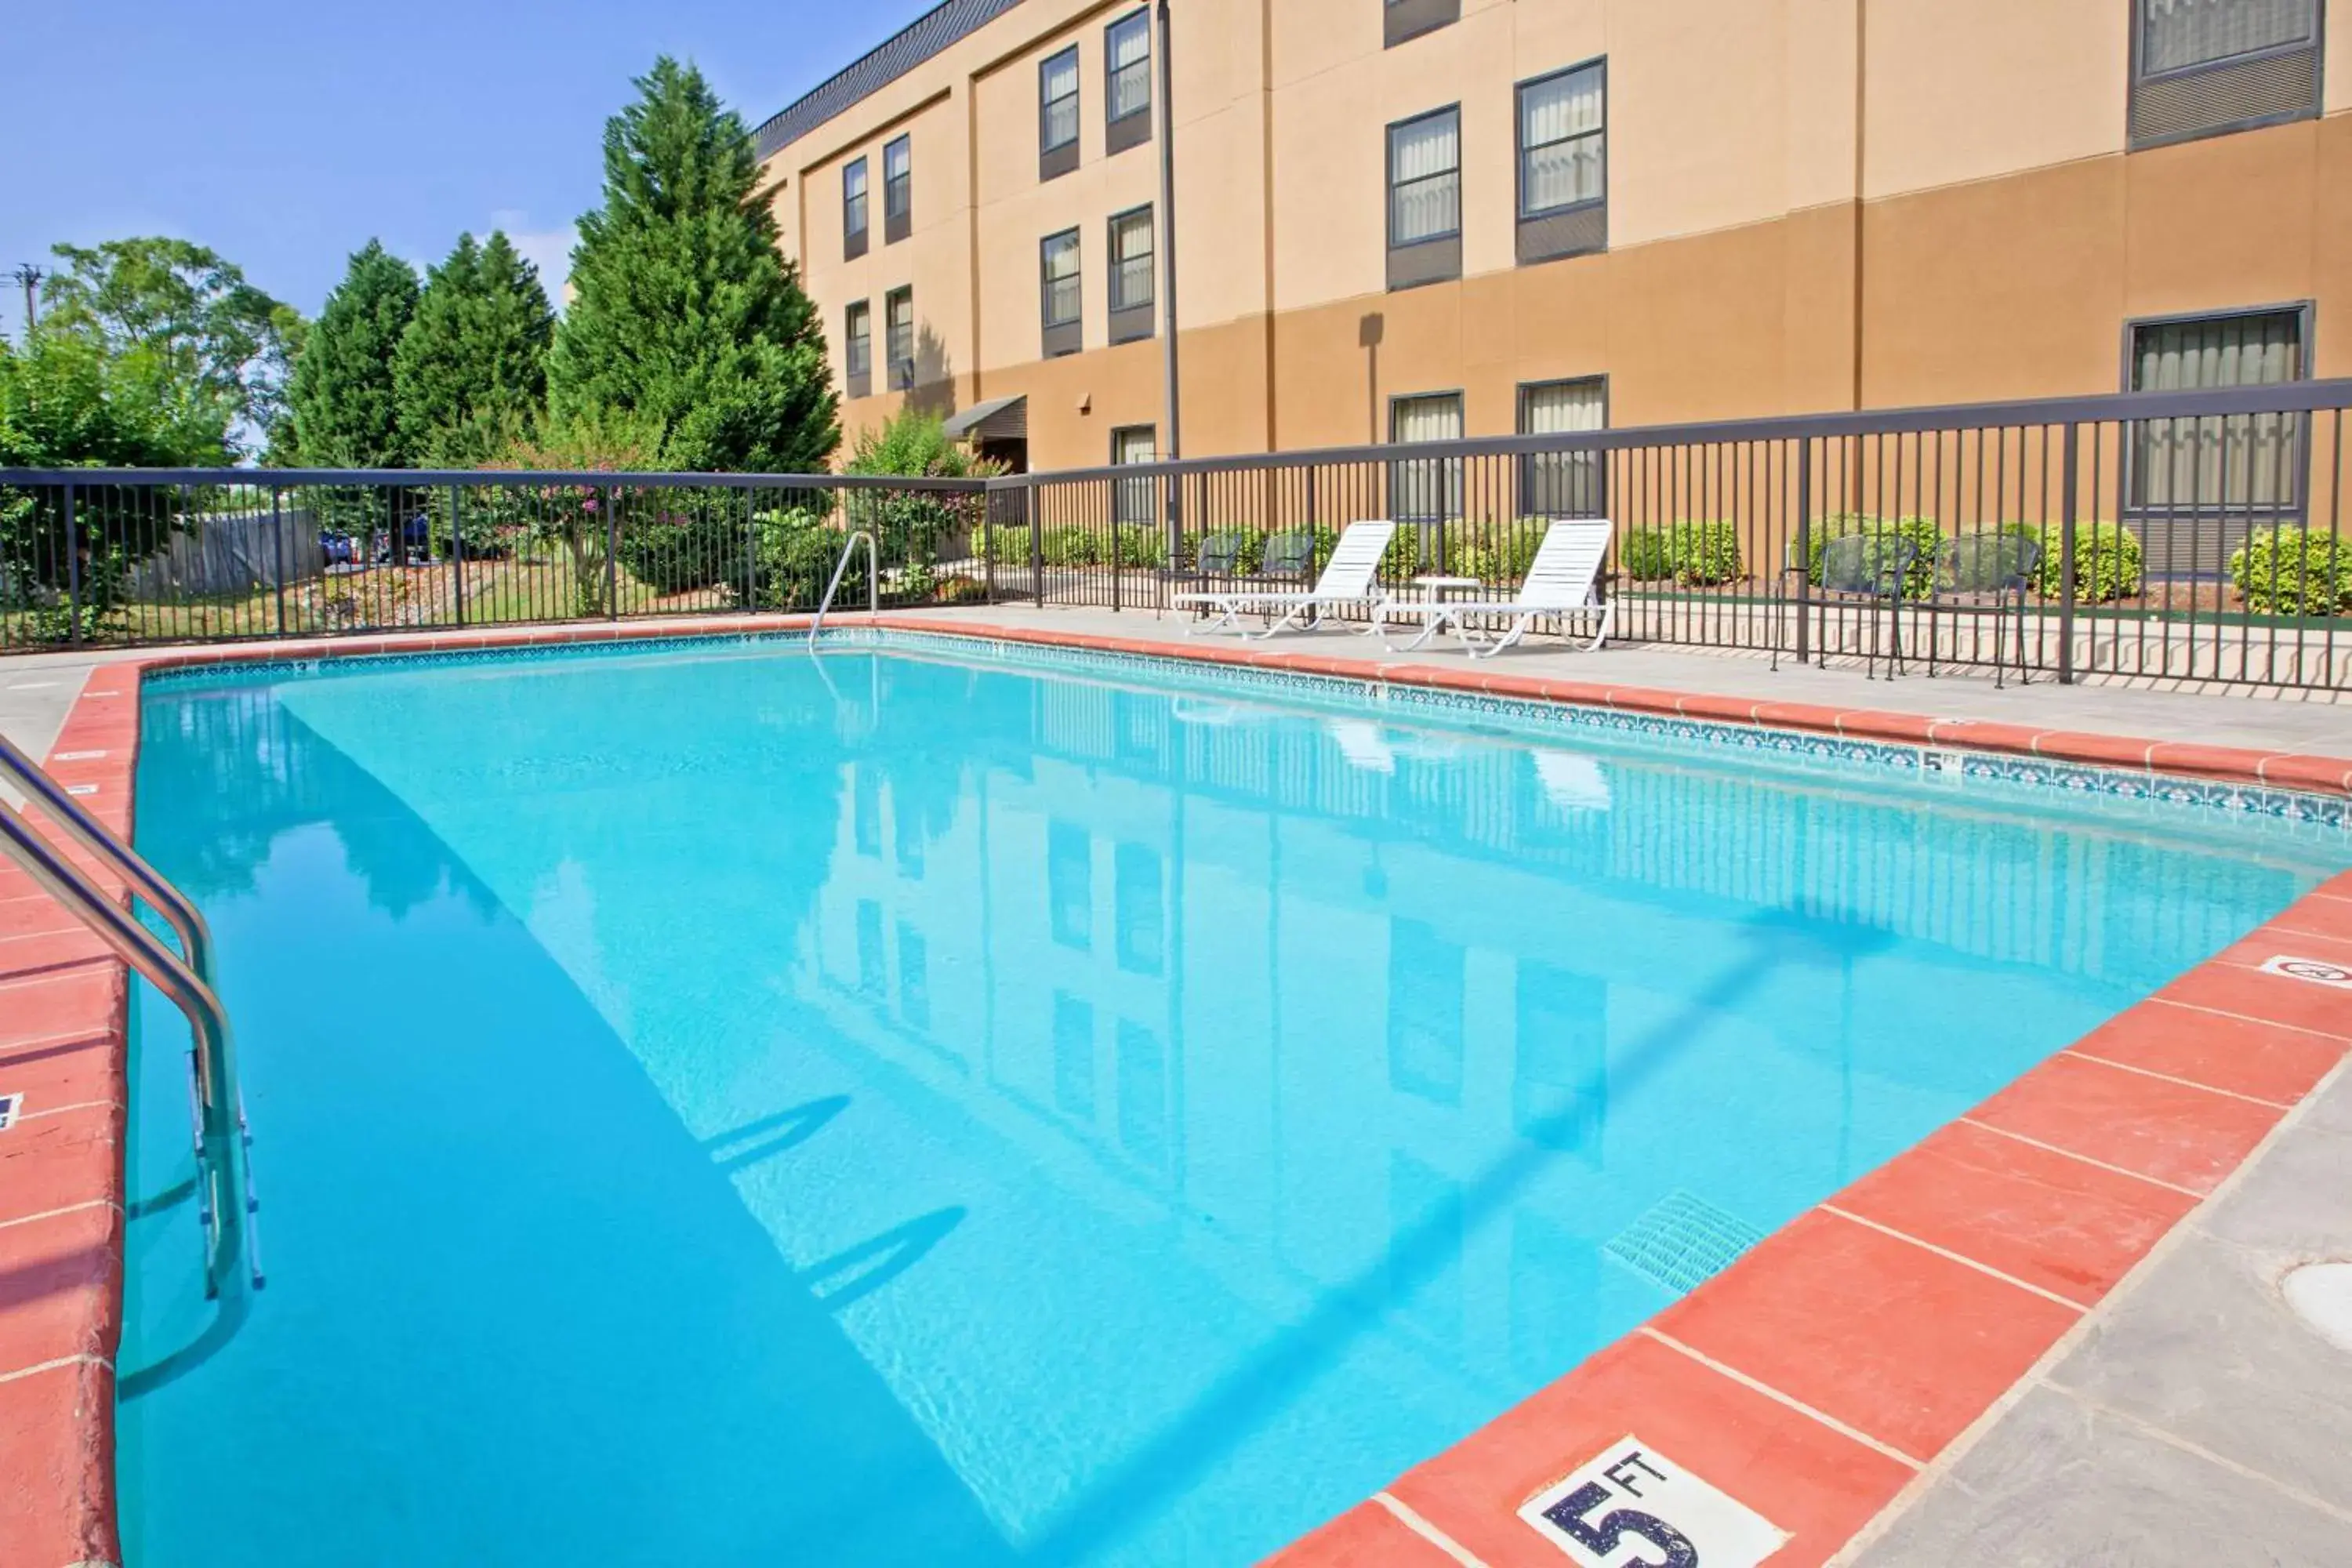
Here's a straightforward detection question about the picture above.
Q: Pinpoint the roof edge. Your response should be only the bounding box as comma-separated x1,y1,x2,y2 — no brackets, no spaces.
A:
753,0,1029,162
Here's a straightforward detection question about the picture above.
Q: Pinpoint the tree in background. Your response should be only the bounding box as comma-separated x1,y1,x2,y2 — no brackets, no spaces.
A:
286,241,419,467
392,231,555,467
38,238,303,459
548,56,837,474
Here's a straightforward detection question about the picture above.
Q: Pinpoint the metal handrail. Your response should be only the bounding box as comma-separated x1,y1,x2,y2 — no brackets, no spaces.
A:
810,528,879,641
0,741,259,1298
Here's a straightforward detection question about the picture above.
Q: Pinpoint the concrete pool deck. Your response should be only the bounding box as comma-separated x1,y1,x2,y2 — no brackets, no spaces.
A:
1,610,2348,1566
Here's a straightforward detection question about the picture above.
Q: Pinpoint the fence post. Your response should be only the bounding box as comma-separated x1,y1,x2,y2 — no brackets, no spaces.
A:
743,490,759,617
1029,481,1045,608
1112,477,1124,614
271,487,287,637
2058,422,2078,684
1794,441,1810,664
449,485,466,628
63,481,80,647
604,487,620,620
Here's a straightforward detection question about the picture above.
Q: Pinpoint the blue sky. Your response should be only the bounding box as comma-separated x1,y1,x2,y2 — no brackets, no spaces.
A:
4,0,938,338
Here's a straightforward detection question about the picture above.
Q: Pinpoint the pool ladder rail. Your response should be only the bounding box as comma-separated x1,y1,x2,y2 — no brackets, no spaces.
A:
809,528,879,643
0,730,263,1300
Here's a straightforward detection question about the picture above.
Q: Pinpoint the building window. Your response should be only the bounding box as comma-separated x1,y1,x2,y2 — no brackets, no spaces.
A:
1517,61,1606,265
884,286,914,389
1519,377,1607,517
1106,9,1153,154
2131,0,2322,147
2127,307,2309,575
883,134,913,242
844,300,872,398
896,922,931,1029
1048,821,1091,950
1108,205,1155,343
842,158,869,260
1385,0,1460,49
1112,424,1156,528
1040,45,1080,180
1040,227,1082,358
1389,391,1464,533
1387,107,1461,290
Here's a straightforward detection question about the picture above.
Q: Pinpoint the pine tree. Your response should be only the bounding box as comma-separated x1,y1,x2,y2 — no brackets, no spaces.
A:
287,240,419,467
547,56,837,473
393,231,555,466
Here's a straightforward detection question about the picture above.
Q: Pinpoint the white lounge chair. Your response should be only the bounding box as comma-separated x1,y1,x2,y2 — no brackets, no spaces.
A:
1374,518,1614,659
1174,520,1397,638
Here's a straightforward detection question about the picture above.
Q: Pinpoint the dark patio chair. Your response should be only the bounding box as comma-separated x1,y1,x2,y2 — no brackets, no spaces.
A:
1181,532,1247,621
1817,530,1920,680
1259,530,1316,583
1930,531,2043,688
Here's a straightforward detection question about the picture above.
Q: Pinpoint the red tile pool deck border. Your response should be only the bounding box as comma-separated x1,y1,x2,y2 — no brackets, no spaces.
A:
2,613,2347,1568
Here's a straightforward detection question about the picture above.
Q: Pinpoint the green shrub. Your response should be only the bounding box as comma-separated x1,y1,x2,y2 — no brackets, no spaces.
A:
1805,514,1940,600
1624,521,1743,586
738,506,843,611
1114,524,1166,568
1039,526,1100,567
2032,521,2142,604
1381,525,1424,582
617,495,740,594
2230,524,2352,616
1453,526,1545,587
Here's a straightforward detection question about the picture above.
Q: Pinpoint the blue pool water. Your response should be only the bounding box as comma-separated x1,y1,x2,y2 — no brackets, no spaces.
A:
118,636,2344,1566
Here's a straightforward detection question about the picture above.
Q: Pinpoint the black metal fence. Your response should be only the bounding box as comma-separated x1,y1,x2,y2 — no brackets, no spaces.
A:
5,380,2349,690
1009,379,2352,691
0,470,990,650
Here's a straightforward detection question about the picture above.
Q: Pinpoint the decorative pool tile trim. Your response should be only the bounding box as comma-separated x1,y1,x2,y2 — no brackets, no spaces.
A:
138,619,2352,836
14,614,2352,1568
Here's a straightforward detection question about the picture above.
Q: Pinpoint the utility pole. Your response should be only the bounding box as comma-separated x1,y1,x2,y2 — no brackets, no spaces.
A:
10,263,44,338
1155,0,1181,561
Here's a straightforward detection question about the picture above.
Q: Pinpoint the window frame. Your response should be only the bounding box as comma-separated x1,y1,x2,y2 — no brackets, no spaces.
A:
1515,58,1608,266
2128,0,2326,148
1107,203,1156,344
1515,375,1610,519
1105,7,1154,154
1386,105,1463,249
842,157,869,260
1385,103,1463,292
883,133,913,241
1040,227,1083,358
1384,0,1461,50
1039,45,1081,179
884,285,915,389
844,299,873,397
1110,424,1157,529
2132,0,2321,84
1387,389,1466,545
2119,300,2314,530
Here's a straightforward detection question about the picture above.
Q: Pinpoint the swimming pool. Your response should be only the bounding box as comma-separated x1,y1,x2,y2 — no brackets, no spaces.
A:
116,633,2345,1566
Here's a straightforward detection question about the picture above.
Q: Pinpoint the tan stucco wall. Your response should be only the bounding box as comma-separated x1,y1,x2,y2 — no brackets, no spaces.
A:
760,0,2348,472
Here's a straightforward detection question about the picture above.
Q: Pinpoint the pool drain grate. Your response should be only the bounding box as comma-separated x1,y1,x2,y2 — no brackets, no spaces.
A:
1604,1190,1766,1297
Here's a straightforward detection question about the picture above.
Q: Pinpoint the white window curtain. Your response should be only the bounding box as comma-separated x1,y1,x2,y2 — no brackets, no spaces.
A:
1112,426,1157,524
1390,393,1465,523
1109,13,1152,121
1390,112,1461,245
2141,0,2317,74
1520,379,1606,516
1042,233,1081,327
843,162,868,234
2133,312,2305,509
1111,210,1153,310
1520,66,1605,216
1042,50,1080,148
887,292,914,374
844,304,870,378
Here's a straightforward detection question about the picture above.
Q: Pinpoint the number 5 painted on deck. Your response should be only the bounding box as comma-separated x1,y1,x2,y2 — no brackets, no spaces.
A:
1518,1436,1788,1568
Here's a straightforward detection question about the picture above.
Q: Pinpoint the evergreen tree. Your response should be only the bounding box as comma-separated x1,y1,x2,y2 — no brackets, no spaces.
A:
286,240,419,466
548,56,837,474
392,231,554,466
